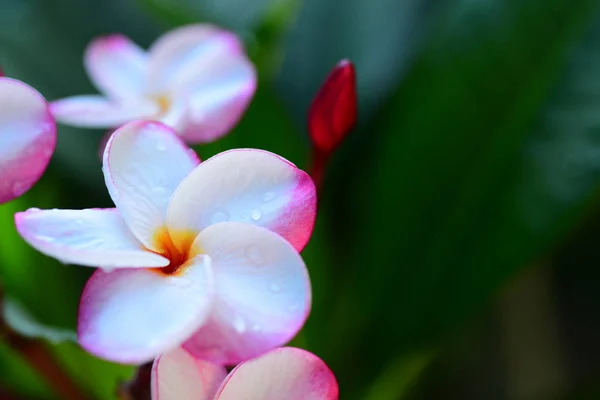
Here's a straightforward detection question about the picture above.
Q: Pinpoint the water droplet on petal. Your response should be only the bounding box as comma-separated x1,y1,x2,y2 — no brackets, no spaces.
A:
27,207,41,213
252,323,261,332
156,141,166,151
245,245,263,265
250,209,262,221
269,283,281,293
154,186,166,194
75,219,85,225
233,315,247,333
261,191,277,202
211,210,229,224
102,267,115,273
287,303,300,312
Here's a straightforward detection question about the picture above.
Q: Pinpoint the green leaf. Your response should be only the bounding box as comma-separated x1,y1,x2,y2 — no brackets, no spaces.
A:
0,178,87,329
49,344,135,400
293,0,600,397
3,298,77,344
0,340,55,399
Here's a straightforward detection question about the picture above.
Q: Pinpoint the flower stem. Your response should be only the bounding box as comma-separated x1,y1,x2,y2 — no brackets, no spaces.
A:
0,324,88,400
117,362,152,400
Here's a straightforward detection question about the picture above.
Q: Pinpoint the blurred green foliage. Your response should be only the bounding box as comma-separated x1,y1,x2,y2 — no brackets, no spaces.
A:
3,0,600,398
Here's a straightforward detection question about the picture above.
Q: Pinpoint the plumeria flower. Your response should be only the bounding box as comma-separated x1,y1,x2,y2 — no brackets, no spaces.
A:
15,120,316,365
0,73,56,204
152,346,339,400
50,24,256,144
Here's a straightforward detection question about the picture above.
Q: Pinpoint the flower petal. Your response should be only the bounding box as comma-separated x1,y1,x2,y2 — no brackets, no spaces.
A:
170,53,256,144
215,347,338,400
78,255,214,364
183,222,311,365
103,121,200,250
168,150,316,252
0,78,56,203
50,96,158,128
152,347,227,400
15,208,168,268
147,24,243,94
84,34,148,99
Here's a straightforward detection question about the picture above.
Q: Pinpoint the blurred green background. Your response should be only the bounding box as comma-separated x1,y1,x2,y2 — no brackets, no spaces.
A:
2,0,600,398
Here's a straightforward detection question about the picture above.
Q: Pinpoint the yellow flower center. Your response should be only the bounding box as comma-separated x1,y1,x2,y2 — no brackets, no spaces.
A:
151,94,171,116
150,226,199,276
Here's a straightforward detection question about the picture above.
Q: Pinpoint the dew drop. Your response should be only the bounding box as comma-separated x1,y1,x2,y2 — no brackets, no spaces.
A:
261,191,277,202
211,210,229,224
156,141,166,151
269,283,281,293
245,245,263,265
101,267,115,273
250,209,262,221
252,323,261,332
287,303,300,312
233,315,247,333
26,207,41,213
75,219,85,225
154,186,166,194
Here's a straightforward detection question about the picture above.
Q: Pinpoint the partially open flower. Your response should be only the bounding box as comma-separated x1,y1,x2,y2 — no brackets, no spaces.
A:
15,121,316,365
0,75,56,204
50,24,256,144
152,347,339,400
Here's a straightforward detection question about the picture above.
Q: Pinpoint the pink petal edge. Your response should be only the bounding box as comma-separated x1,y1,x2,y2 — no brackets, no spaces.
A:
214,347,339,400
0,77,56,203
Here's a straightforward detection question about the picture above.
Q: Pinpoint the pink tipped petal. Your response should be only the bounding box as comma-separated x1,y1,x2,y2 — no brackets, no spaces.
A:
167,150,316,252
84,34,148,99
152,347,227,400
103,121,199,250
173,55,256,144
147,24,243,93
50,96,158,128
183,223,311,365
78,255,214,364
215,347,338,400
0,78,56,203
15,208,169,268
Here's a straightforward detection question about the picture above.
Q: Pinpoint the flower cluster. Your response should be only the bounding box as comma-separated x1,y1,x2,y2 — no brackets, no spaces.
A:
1,23,355,398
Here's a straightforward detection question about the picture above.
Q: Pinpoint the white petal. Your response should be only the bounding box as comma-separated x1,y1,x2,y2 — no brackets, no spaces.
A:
78,255,214,364
183,223,311,365
50,95,158,128
147,24,243,93
15,208,168,268
0,78,56,203
167,149,316,252
103,121,199,250
84,34,148,99
215,347,339,400
172,53,256,144
152,347,227,400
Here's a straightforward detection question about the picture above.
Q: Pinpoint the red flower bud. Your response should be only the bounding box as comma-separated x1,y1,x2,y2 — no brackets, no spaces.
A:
308,59,357,155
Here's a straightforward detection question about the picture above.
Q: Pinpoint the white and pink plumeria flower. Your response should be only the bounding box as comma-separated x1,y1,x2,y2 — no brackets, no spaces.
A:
152,347,339,400
0,72,56,204
50,24,256,144
15,120,316,365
